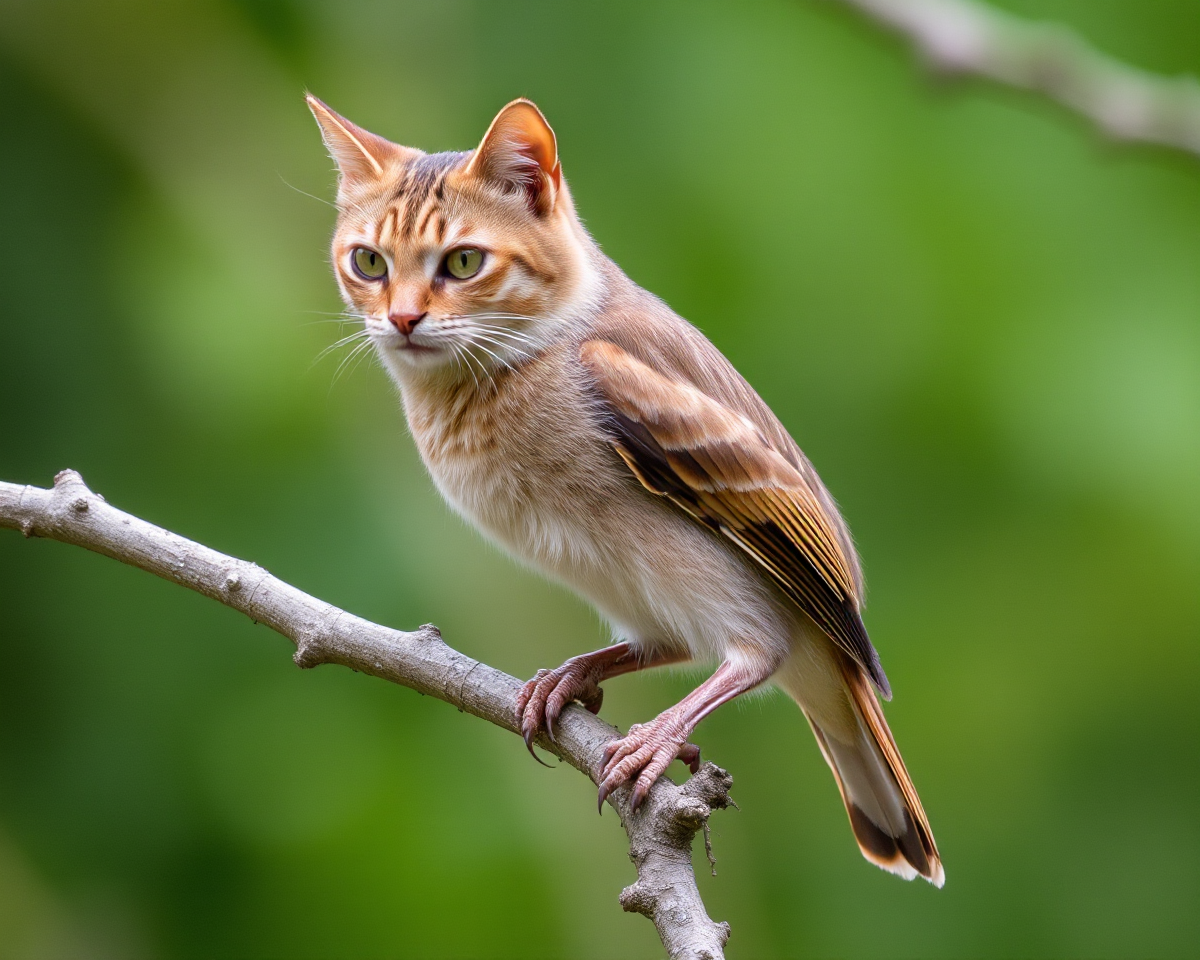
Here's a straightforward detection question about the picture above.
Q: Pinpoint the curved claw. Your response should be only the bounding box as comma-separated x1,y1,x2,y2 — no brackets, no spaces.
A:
544,693,565,744
597,781,611,814
518,664,606,761
523,726,553,767
631,781,650,812
595,719,699,816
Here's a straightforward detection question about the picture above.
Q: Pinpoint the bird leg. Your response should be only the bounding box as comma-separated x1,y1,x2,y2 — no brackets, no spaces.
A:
516,643,689,759
598,658,773,811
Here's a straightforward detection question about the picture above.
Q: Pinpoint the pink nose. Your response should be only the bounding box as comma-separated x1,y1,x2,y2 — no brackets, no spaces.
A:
388,312,425,336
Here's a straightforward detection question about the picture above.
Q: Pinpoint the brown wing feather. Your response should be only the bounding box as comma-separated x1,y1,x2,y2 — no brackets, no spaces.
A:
581,339,891,697
585,281,865,599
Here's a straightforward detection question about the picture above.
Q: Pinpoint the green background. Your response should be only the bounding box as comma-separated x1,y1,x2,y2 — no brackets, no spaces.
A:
1,1,1197,956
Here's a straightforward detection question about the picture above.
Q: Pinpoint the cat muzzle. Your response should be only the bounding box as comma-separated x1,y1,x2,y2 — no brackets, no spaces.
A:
388,311,425,336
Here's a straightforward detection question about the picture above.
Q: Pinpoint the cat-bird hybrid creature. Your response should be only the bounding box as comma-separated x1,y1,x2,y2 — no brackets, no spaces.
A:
308,94,943,886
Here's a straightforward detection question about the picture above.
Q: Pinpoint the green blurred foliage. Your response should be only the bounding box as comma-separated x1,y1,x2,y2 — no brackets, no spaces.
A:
1,0,1197,956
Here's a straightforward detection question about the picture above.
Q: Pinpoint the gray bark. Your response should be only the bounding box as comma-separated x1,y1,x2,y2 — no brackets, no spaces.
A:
833,0,1200,158
0,470,731,960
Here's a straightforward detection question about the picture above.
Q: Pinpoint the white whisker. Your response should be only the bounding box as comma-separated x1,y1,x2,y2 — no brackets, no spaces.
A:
456,343,484,391
465,330,534,364
331,338,376,388
464,336,511,371
302,318,365,328
312,330,371,368
279,173,338,209
465,325,539,349
345,340,379,381
446,342,468,382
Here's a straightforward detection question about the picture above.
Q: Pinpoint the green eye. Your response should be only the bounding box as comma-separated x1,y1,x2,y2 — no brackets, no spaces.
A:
352,247,387,280
444,247,484,280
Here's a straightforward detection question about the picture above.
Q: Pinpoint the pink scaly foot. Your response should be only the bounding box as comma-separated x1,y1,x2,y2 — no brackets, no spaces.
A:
516,643,691,763
596,657,774,812
598,713,702,811
516,659,607,762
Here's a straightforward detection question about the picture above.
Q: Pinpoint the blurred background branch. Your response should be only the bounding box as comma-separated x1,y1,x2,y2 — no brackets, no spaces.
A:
834,0,1200,157
0,470,733,960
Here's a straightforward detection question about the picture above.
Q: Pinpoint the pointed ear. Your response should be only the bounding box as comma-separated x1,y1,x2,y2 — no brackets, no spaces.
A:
465,99,561,215
306,94,414,189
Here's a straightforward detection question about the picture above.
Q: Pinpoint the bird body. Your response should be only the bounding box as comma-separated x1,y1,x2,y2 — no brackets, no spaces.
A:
399,264,795,672
309,94,942,886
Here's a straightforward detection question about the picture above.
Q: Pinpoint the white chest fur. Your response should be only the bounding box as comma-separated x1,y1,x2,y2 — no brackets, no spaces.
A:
396,354,620,573
389,350,796,664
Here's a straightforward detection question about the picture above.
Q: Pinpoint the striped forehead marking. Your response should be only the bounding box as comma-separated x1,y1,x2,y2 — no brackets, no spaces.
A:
398,151,468,240
416,203,438,238
378,206,399,245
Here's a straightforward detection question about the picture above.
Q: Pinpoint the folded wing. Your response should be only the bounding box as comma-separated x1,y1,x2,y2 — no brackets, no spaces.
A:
581,339,890,698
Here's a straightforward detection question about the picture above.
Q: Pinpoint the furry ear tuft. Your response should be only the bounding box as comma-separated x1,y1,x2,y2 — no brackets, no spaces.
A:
466,99,561,215
306,94,416,192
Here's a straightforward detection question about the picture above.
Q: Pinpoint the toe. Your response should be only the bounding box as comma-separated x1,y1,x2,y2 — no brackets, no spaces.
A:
516,669,548,722
519,702,553,768
544,686,571,742
514,681,533,721
631,775,652,811
631,744,686,810
595,718,695,812
520,698,541,739
517,669,564,768
600,743,653,795
600,736,640,781
677,742,702,774
630,764,661,811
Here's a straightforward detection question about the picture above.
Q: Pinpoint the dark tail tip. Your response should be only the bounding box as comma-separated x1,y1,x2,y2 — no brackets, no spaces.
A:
848,805,943,887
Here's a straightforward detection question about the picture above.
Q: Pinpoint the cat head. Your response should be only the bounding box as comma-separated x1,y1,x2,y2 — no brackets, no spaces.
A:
308,95,598,385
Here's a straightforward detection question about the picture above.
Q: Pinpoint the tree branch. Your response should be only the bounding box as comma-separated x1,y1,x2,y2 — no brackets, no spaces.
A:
0,470,732,960
831,0,1200,159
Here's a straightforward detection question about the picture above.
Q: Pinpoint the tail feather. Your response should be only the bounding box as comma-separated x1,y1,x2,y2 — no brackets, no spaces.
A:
793,657,943,887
